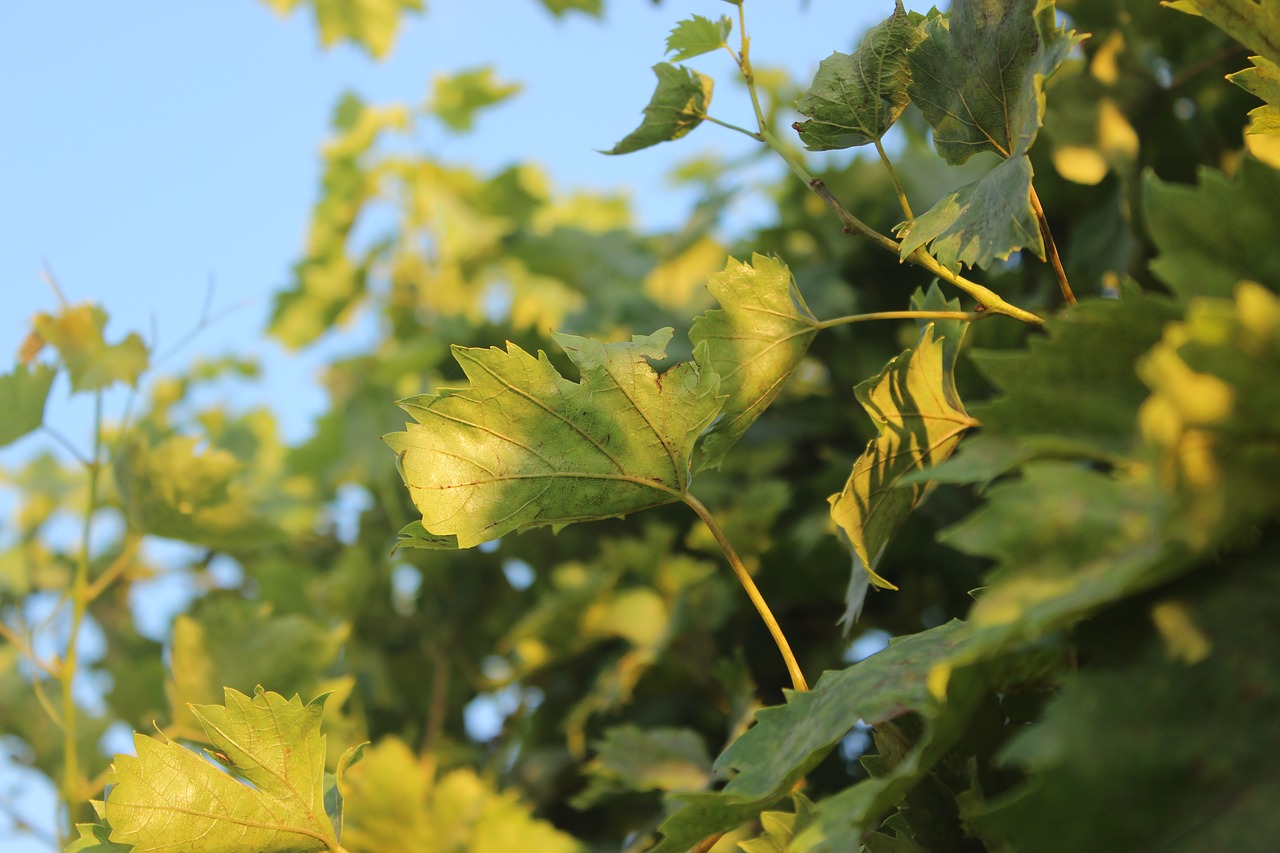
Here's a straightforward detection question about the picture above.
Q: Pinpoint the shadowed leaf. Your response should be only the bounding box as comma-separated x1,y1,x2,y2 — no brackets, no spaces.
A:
604,63,713,155
0,363,55,447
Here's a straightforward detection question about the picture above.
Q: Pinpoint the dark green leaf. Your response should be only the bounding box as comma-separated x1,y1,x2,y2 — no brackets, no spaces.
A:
794,1,925,150
0,363,55,446
603,63,713,155
1143,158,1280,300
691,254,819,470
385,329,723,548
573,725,712,807
895,153,1043,270
665,15,732,62
1164,0,1280,65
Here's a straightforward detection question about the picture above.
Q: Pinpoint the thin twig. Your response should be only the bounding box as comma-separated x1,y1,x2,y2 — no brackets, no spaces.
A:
874,138,913,219
84,536,142,603
38,426,89,467
808,178,901,253
1029,184,1075,305
683,493,808,692
0,620,61,679
39,262,70,308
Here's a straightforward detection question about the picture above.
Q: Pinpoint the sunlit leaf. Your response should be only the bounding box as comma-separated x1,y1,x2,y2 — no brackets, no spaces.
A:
691,254,819,470
829,325,976,595
1230,55,1280,136
386,329,722,548
739,794,818,853
665,14,732,62
31,303,147,392
1143,158,1280,301
0,363,55,447
793,1,926,150
262,0,425,59
603,63,713,155
108,688,340,852
429,66,522,132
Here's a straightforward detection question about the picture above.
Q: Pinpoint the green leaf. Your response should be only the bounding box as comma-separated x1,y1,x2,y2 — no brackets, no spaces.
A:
793,1,925,150
1143,158,1280,301
1163,0,1280,66
538,0,602,16
573,725,712,808
341,737,584,853
925,289,1181,485
384,329,723,548
113,432,279,548
970,551,1280,851
428,66,522,132
895,154,1043,270
0,363,55,446
1229,55,1280,135
907,0,1078,163
65,821,131,853
829,325,976,594
603,63,713,155
31,303,147,392
108,688,339,852
261,0,425,59
665,15,732,62
690,254,819,470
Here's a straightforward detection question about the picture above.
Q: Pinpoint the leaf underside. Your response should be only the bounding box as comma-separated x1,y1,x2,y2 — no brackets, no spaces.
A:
604,63,713,155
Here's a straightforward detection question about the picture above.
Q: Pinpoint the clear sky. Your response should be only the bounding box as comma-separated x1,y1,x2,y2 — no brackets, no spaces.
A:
0,1,887,847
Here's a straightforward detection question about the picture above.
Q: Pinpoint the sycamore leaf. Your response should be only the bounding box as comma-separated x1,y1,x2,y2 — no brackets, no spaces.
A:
0,363,55,447
829,325,977,595
428,66,522,132
65,822,130,852
384,329,722,548
895,154,1043,270
538,0,602,16
261,0,425,59
1229,55,1280,136
739,794,818,853
665,14,732,62
603,63,713,155
573,725,712,808
793,1,925,150
108,688,340,853
1143,158,1280,301
690,254,819,470
907,0,1078,163
1163,0,1280,66
32,303,147,392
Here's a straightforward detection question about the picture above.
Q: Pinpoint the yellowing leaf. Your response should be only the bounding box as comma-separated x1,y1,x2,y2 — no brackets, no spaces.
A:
32,303,147,392
690,254,819,470
263,0,425,59
385,329,723,548
604,63,713,155
108,688,344,853
0,363,55,447
829,325,977,593
429,66,522,132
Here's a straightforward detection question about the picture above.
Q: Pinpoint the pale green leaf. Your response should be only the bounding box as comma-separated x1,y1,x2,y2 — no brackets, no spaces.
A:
64,822,130,853
384,329,723,548
108,688,339,853
429,66,522,132
262,0,425,59
0,363,55,446
113,432,279,548
895,153,1043,270
32,303,147,392
603,63,713,155
538,0,602,16
793,1,925,150
829,325,976,594
690,254,819,470
1143,158,1280,300
907,0,1078,163
665,15,732,62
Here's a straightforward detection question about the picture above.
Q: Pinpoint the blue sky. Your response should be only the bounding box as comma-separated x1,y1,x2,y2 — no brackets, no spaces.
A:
0,1,887,847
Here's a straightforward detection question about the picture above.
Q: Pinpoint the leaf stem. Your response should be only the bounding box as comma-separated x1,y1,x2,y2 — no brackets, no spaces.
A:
815,310,986,331
806,177,902,252
874,138,913,219
700,113,762,141
1029,183,1075,305
61,389,103,835
682,493,808,692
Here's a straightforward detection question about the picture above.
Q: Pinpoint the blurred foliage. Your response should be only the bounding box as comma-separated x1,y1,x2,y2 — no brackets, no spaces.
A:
1,1,1278,852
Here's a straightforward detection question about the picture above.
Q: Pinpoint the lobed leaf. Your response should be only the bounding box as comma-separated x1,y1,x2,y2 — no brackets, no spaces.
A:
384,329,723,548
1229,55,1280,136
261,0,425,59
0,363,55,447
108,688,341,852
895,154,1043,270
690,254,819,470
829,325,977,596
428,66,522,132
573,725,712,808
1143,158,1280,301
794,1,926,150
665,14,732,62
30,303,147,392
603,63,713,155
